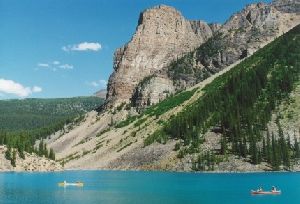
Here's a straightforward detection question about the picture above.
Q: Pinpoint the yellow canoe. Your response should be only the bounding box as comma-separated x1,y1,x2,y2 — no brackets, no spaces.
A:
58,181,84,187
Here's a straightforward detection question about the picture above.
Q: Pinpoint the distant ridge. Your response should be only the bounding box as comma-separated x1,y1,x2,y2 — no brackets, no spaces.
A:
94,89,107,99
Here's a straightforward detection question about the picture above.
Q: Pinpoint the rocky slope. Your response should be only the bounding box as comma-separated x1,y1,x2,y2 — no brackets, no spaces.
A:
0,146,61,171
47,59,246,170
106,0,299,109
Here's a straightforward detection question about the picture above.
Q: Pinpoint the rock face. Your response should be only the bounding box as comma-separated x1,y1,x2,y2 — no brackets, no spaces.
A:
106,5,215,108
167,1,300,90
131,75,175,108
105,1,299,110
272,0,300,13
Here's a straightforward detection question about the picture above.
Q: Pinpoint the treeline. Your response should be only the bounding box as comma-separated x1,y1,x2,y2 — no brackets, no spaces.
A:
0,97,103,131
0,97,103,161
152,25,300,170
4,139,55,167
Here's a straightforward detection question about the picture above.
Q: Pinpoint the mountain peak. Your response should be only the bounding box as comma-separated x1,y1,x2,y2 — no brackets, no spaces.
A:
137,4,182,27
106,4,215,108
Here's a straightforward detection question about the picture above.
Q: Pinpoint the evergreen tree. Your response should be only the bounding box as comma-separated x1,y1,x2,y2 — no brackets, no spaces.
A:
11,150,16,167
220,136,227,155
5,146,11,160
19,149,25,160
262,137,266,159
271,133,280,170
241,135,247,158
38,139,44,156
266,129,272,163
49,148,55,160
250,136,258,164
43,143,48,157
294,137,300,159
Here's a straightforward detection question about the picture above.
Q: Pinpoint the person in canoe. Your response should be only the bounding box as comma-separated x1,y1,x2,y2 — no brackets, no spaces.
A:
251,186,281,195
257,186,263,192
271,186,277,192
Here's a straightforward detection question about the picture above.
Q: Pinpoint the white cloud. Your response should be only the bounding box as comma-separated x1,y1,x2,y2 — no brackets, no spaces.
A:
36,60,73,71
0,78,42,97
59,64,73,69
32,86,42,93
62,42,102,52
37,63,49,67
87,79,107,88
90,81,99,87
99,79,107,87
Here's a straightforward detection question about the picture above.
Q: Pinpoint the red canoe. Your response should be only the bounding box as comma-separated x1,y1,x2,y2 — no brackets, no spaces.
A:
251,190,281,195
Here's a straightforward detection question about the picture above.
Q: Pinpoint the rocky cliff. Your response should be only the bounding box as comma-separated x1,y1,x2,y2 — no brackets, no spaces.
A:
105,1,299,109
106,5,216,108
167,0,299,93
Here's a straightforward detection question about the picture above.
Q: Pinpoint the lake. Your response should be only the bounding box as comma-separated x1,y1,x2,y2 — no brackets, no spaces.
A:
0,171,299,204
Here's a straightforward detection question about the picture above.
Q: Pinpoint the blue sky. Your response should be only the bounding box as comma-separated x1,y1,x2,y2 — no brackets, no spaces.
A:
0,0,271,99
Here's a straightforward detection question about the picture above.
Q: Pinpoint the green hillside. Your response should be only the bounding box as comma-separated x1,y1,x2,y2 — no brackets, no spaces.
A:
0,97,104,162
147,24,300,170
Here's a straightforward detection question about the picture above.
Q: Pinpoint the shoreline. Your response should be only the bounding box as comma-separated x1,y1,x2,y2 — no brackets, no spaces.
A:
1,168,299,174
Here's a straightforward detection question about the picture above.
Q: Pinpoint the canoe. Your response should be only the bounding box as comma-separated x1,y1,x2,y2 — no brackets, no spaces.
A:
58,182,84,187
251,190,281,195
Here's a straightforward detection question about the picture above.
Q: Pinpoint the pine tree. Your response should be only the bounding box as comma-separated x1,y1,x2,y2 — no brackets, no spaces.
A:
262,137,266,160
11,150,16,167
277,122,290,169
38,139,44,156
43,143,48,157
287,134,291,149
258,148,262,164
266,129,272,163
49,148,55,160
294,137,300,159
250,135,258,164
271,132,279,170
241,134,247,158
220,136,227,155
19,149,25,160
5,146,11,160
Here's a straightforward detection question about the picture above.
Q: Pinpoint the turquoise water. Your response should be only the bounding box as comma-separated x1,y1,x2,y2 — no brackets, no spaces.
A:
0,171,299,204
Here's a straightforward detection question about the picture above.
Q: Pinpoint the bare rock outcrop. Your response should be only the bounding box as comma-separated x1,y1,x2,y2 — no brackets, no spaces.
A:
167,1,300,90
131,75,175,108
272,0,300,13
106,5,214,108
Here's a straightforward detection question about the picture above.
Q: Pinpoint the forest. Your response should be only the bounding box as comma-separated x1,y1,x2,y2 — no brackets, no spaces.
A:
149,24,300,170
0,97,103,163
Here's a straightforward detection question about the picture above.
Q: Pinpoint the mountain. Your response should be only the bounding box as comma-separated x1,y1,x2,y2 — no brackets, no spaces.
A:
106,5,219,108
0,97,104,132
106,1,299,110
94,89,107,100
45,1,300,172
